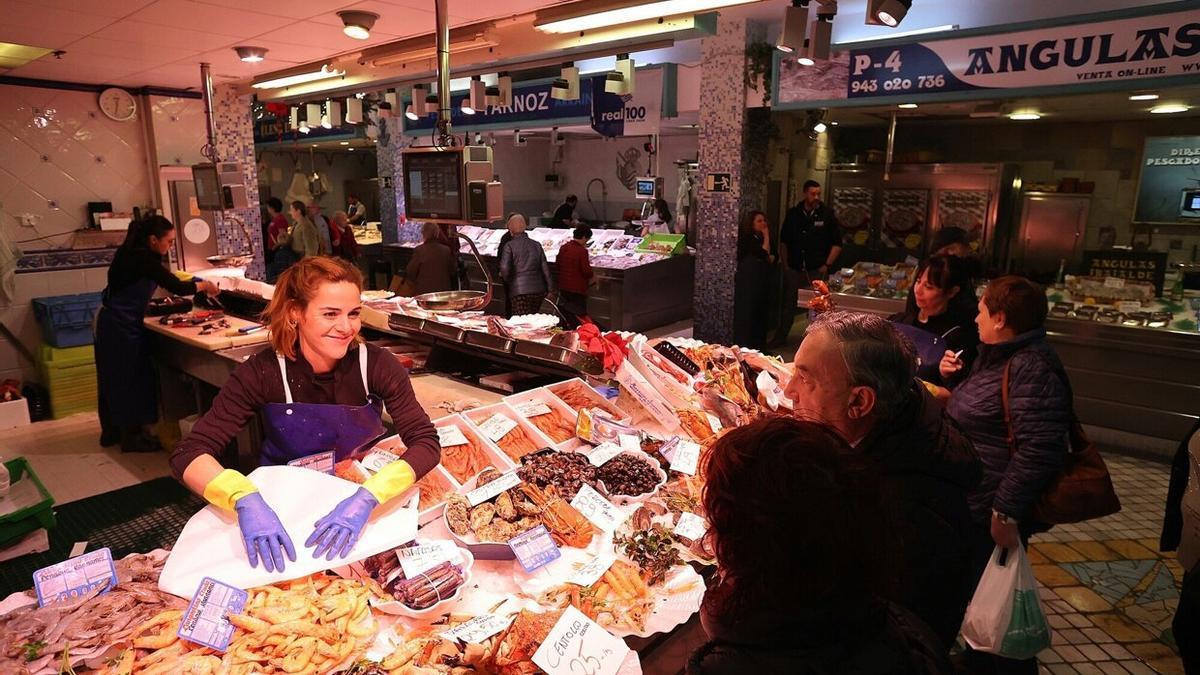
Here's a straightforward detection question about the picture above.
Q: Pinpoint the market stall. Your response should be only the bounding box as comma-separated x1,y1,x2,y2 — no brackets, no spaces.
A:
1,306,791,675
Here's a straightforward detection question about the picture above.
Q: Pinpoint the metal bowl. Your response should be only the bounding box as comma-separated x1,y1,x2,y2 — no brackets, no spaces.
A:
205,253,253,268
414,290,489,311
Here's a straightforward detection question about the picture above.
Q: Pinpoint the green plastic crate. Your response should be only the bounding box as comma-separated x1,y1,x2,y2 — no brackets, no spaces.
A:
635,233,687,256
0,457,56,547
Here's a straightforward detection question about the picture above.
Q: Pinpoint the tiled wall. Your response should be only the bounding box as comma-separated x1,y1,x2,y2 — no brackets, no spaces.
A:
211,85,264,280
692,18,759,345
376,116,401,245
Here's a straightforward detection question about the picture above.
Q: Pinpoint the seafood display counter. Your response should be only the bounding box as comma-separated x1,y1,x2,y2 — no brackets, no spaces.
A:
797,288,1200,450
384,228,695,332
1,335,794,675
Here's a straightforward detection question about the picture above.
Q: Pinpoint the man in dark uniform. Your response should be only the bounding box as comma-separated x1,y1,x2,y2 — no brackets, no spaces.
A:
550,195,578,229
773,179,842,347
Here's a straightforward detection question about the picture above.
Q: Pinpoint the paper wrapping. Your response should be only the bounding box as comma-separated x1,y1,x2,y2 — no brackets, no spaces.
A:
159,465,418,599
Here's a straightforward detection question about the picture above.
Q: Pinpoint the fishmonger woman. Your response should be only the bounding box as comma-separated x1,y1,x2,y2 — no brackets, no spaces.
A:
171,257,440,572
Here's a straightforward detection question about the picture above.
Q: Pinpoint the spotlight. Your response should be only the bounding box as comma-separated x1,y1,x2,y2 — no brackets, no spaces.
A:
425,93,439,115
898,103,918,109
871,0,912,28
485,85,500,107
466,76,485,114
550,78,570,101
338,11,379,40
1129,93,1159,101
384,89,398,110
405,104,419,121
233,46,267,62
614,54,635,94
1008,111,1041,120
326,99,342,127
604,71,625,94
498,72,513,107
305,103,321,128
803,109,828,139
797,41,815,66
777,1,810,53
813,121,827,133
806,10,833,62
461,99,475,115
1150,103,1189,114
551,62,579,101
345,97,363,124
377,101,393,119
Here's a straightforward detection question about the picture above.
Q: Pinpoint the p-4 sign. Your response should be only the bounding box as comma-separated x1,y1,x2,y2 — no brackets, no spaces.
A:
705,173,732,193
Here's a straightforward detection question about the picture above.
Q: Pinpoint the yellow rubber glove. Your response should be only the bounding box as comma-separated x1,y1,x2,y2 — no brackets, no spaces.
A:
203,469,260,512
361,460,417,504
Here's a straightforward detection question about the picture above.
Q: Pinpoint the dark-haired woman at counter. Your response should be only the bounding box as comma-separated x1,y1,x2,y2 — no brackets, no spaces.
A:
889,254,980,387
96,215,219,453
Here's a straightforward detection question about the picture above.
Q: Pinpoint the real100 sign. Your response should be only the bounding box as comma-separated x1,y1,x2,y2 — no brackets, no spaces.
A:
848,9,1200,99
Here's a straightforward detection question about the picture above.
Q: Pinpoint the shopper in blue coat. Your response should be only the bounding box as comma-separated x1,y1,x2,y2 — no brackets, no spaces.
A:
940,275,1071,675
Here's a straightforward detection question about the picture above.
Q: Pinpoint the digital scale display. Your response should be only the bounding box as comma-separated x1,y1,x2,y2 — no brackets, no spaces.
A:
403,151,464,221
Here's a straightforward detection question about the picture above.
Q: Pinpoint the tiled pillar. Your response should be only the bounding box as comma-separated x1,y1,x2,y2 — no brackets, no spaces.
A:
376,115,400,245
692,18,761,345
211,85,265,280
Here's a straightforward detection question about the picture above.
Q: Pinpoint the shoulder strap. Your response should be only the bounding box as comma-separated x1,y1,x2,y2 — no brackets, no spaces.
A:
1001,358,1015,457
358,343,370,395
276,354,293,404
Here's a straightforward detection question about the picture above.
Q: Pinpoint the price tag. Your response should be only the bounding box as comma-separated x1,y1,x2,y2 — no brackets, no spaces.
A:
514,400,553,417
33,548,117,607
670,440,701,476
360,449,402,474
618,434,640,453
674,512,707,542
658,436,681,462
437,425,470,447
441,613,515,644
478,414,518,442
586,442,623,467
508,524,561,573
466,471,521,507
570,484,626,532
177,577,248,652
568,552,616,587
1104,276,1126,289
532,605,629,675
704,412,722,434
287,450,335,474
397,540,462,578
1117,300,1142,313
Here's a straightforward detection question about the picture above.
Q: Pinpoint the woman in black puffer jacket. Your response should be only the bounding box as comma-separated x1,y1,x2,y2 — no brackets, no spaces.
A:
940,275,1071,675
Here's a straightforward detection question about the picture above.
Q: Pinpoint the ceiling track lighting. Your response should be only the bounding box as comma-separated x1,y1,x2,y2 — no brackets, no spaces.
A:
534,0,760,33
464,76,486,115
803,109,828,139
777,1,810,54
405,104,418,121
339,10,379,40
1129,93,1159,101
551,62,580,101
806,13,833,63
234,46,267,62
1150,103,1189,114
498,72,513,107
325,99,341,127
615,54,635,95
289,106,299,129
424,93,439,115
252,64,344,89
345,97,363,124
485,85,501,107
870,0,912,28
1008,111,1041,120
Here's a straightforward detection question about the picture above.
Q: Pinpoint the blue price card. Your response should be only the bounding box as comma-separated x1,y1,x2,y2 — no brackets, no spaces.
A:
177,577,248,653
508,525,562,573
287,450,336,474
33,547,117,607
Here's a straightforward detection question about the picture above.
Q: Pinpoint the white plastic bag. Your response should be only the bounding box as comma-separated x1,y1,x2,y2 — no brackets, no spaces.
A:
961,545,1051,660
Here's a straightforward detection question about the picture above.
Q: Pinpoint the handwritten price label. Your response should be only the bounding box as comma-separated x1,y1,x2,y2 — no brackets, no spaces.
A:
670,440,701,476
674,512,707,542
532,605,629,675
586,442,623,467
568,553,616,587
437,425,470,448
514,400,553,417
359,450,401,474
177,577,247,652
441,613,514,644
397,540,462,578
618,434,640,453
570,484,626,532
287,451,335,474
466,471,521,507
478,414,518,442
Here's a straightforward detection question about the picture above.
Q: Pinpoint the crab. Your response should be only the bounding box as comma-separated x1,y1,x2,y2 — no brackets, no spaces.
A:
492,609,563,675
518,483,595,548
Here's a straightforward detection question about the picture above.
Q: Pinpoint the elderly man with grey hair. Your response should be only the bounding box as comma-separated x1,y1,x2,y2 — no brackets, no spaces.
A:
785,310,982,654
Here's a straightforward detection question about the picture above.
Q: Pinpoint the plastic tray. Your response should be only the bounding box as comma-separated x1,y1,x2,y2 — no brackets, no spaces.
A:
32,292,102,348
462,402,557,463
0,457,56,547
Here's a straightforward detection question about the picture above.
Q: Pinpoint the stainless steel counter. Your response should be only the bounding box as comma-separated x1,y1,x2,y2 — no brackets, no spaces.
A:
797,290,1200,452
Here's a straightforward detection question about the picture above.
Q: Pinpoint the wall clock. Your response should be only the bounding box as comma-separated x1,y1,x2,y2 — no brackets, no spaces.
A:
98,87,137,122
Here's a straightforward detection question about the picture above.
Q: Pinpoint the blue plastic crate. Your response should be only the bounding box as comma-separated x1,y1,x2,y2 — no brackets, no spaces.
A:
32,292,102,348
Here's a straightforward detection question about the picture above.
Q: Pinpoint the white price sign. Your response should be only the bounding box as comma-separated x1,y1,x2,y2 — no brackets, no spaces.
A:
466,471,522,507
437,425,470,448
568,553,616,588
618,434,640,453
670,440,701,476
570,484,626,532
360,450,401,474
586,442,623,467
397,540,462,578
1104,276,1126,289
532,605,629,675
1117,300,1142,313
441,613,514,644
478,414,518,442
514,400,553,417
674,512,707,542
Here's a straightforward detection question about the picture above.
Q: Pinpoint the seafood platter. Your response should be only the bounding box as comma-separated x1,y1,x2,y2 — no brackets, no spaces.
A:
1,332,792,674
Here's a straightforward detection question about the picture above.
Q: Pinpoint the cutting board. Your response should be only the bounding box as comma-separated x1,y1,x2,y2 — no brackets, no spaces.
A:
144,315,270,351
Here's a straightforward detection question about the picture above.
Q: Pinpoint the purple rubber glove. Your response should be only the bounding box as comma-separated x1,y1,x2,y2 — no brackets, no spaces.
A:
233,493,297,573
306,487,379,561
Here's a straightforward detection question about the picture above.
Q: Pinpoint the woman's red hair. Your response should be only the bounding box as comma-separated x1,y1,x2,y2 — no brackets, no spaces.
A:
264,256,363,359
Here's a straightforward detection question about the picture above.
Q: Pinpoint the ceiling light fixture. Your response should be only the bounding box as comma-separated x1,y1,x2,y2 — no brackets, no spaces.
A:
777,1,810,54
252,64,344,89
339,10,379,40
325,99,341,127
806,9,834,63
1008,111,1042,120
898,103,918,109
405,104,418,120
873,0,912,27
813,121,828,133
797,42,815,66
497,72,513,107
1129,93,1159,101
368,35,497,68
340,141,350,145
466,76,486,114
233,46,267,62
535,0,758,33
485,85,500,107
345,97,364,124
1150,103,1189,114
425,93,439,115
551,62,580,101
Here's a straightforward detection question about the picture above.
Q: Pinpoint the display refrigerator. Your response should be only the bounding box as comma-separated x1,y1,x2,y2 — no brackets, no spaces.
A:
1013,192,1091,284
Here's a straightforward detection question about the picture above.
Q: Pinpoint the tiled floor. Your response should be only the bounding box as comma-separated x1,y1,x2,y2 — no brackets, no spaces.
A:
1029,455,1184,675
